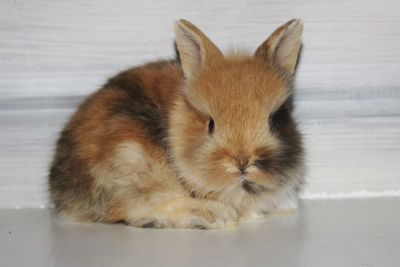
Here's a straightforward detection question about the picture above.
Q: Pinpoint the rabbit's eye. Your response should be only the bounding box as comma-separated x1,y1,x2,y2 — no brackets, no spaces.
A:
208,118,215,134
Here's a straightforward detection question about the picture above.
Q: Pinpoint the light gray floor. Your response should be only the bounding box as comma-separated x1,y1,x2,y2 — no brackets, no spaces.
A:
1,198,399,267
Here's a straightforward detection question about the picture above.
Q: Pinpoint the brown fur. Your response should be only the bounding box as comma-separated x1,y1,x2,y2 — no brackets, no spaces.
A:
49,19,305,229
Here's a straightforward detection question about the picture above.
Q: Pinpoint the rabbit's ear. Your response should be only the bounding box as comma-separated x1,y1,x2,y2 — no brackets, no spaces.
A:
255,19,303,74
174,19,223,81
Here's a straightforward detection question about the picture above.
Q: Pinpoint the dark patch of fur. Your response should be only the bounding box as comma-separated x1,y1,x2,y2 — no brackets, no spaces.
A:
48,129,108,221
49,129,89,205
142,221,156,228
115,220,129,225
254,157,269,172
49,127,118,221
174,41,181,64
193,224,207,230
263,95,304,179
106,72,167,148
242,180,264,194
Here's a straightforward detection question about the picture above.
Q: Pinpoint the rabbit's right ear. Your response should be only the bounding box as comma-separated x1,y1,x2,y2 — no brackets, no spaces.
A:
255,19,303,74
174,20,223,81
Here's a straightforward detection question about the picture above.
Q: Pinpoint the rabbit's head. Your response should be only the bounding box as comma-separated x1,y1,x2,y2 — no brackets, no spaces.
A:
169,19,304,199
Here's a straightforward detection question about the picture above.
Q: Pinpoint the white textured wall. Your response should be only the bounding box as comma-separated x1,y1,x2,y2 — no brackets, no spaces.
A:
1,0,399,207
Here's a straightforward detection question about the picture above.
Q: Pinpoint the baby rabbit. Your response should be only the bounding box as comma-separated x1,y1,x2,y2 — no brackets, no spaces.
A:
49,19,305,229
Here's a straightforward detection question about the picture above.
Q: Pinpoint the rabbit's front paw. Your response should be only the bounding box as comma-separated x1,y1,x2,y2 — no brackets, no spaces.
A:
185,200,239,229
124,198,238,229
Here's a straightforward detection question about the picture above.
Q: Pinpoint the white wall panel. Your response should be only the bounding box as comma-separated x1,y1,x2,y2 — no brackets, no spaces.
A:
0,0,399,207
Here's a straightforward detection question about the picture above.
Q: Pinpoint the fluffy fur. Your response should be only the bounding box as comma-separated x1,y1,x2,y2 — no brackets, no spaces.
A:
49,19,305,229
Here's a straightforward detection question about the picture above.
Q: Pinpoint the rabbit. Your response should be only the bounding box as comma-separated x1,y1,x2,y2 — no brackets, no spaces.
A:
49,19,305,229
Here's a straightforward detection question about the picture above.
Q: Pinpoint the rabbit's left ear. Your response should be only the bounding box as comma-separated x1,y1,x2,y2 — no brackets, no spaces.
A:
174,19,223,81
255,19,303,74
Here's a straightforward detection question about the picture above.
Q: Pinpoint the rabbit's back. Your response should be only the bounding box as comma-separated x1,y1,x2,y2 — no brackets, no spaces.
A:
49,60,183,222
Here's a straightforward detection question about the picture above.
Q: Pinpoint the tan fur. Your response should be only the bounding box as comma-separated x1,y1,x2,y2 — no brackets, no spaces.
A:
49,19,305,229
169,57,287,194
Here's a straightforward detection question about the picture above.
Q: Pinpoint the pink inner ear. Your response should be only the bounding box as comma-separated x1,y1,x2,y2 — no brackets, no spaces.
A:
275,32,292,61
175,20,224,80
182,28,201,53
272,22,302,73
175,24,203,79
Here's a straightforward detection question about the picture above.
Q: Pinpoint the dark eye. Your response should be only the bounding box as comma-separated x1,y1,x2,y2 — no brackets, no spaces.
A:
208,117,215,134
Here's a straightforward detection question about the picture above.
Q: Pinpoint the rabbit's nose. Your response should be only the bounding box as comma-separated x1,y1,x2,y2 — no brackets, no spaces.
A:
236,155,249,173
235,152,250,173
239,167,246,174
